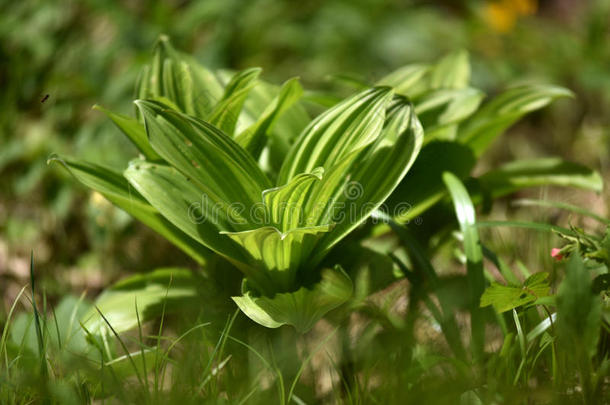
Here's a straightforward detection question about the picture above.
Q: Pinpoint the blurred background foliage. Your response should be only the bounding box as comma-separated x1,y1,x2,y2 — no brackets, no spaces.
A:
1,0,608,303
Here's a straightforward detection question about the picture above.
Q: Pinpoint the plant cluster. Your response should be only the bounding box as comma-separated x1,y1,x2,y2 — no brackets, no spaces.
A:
1,36,608,403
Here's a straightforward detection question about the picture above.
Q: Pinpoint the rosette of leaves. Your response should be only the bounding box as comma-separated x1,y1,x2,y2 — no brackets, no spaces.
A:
51,37,423,332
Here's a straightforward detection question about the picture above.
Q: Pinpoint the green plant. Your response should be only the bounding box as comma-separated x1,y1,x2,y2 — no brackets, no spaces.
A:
50,37,603,336
51,36,425,332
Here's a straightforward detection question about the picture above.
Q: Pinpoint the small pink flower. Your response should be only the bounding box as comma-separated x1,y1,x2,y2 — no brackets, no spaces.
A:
550,248,563,261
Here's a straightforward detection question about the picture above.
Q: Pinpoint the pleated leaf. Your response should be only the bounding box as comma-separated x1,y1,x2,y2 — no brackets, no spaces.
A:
207,67,261,136
236,77,304,158
477,158,604,196
136,100,271,217
135,35,224,119
48,155,209,264
93,105,162,161
428,49,471,90
262,167,324,232
278,87,394,183
124,160,248,264
313,97,424,263
222,224,333,293
232,265,353,333
415,87,484,138
376,64,430,96
459,84,574,156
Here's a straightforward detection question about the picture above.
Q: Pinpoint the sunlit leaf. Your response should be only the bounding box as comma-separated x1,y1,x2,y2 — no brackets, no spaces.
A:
232,266,352,332
278,87,393,183
48,155,209,264
136,100,272,214
443,172,485,360
82,268,200,334
124,160,248,263
476,157,604,195
93,105,161,161
236,77,303,158
222,224,333,294
459,84,573,156
135,35,224,119
207,67,261,136
313,96,423,262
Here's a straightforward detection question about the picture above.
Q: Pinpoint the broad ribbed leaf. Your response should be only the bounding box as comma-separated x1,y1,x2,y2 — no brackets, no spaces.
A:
376,64,429,95
313,97,423,262
124,160,248,263
222,224,333,293
82,268,199,334
136,100,271,217
477,158,604,197
428,49,470,90
93,105,162,161
232,265,352,332
207,67,261,136
135,35,223,119
236,77,304,158
377,50,470,97
459,84,573,156
263,168,324,231
278,87,393,183
48,155,208,264
415,87,484,138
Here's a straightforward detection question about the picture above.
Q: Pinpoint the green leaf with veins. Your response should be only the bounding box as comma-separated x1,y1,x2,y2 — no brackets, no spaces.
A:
480,272,551,313
207,67,261,136
232,265,353,333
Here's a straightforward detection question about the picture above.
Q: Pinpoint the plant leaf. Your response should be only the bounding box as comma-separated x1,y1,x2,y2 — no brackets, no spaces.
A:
476,158,604,196
135,35,224,119
232,265,353,333
415,87,484,139
221,224,333,293
278,87,394,184
480,272,551,313
459,84,574,156
48,155,209,264
313,96,423,262
207,67,261,136
376,64,430,95
263,168,324,231
124,160,248,263
235,77,304,158
443,172,485,360
135,100,272,214
93,105,162,161
81,268,200,334
377,50,470,98
428,49,471,90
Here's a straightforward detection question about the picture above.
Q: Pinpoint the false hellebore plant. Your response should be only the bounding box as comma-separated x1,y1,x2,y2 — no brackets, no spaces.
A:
51,37,422,332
